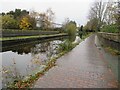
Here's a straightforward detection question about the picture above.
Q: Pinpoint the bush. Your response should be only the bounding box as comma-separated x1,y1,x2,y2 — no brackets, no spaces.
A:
101,24,119,33
2,15,19,29
58,40,74,52
64,21,77,41
19,15,36,30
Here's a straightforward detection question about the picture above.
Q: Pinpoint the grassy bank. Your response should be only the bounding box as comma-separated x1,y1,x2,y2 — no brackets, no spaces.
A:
2,29,60,37
0,33,68,41
102,46,120,55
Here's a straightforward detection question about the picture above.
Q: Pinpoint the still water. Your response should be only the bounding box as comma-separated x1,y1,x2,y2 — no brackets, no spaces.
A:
1,36,69,87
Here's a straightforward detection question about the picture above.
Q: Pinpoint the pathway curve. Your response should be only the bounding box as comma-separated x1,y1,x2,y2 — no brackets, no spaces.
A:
34,34,118,88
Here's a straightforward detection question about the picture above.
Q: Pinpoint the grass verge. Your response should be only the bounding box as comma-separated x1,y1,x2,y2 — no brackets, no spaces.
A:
103,46,120,55
0,33,67,41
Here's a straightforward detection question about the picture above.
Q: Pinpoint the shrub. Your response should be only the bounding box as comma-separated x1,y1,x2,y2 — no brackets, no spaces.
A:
64,21,77,41
101,24,119,33
58,40,74,52
2,15,19,29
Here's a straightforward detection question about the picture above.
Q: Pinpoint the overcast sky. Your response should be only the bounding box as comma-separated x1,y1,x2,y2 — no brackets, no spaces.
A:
0,0,96,26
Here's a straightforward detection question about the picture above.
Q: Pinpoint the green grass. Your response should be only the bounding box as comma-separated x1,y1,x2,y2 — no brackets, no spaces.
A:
0,33,67,41
104,46,120,55
2,29,60,33
58,40,75,52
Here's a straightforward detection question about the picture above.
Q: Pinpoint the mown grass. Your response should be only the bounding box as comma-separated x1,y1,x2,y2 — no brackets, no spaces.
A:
2,29,60,37
2,29,59,34
0,33,67,41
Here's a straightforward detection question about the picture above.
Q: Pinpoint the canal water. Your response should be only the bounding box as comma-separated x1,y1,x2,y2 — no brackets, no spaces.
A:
1,36,71,88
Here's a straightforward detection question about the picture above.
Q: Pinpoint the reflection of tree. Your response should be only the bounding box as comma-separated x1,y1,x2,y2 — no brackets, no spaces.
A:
26,54,42,74
31,42,50,55
2,38,68,87
46,40,61,59
12,45,33,55
2,59,23,88
3,36,68,54
11,42,50,55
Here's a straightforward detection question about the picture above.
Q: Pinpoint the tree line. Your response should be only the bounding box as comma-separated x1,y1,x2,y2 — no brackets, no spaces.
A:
84,0,119,33
1,8,55,30
1,8,78,37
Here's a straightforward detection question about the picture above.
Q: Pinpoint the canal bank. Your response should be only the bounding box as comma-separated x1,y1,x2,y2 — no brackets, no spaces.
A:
97,32,120,52
1,33,68,48
97,32,120,86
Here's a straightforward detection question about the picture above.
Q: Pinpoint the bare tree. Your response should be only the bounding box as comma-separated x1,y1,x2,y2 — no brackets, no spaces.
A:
39,13,48,30
29,10,39,18
88,0,108,31
62,18,70,29
104,0,118,25
38,8,55,30
116,0,120,32
46,8,55,28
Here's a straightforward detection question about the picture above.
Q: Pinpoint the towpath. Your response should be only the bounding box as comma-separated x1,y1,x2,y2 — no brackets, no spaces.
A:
34,34,118,88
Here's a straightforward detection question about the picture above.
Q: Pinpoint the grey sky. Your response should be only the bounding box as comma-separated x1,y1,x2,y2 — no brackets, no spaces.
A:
1,0,95,26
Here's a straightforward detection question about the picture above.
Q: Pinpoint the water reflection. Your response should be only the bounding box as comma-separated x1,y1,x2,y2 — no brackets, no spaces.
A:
1,35,82,88
1,37,67,87
31,42,50,55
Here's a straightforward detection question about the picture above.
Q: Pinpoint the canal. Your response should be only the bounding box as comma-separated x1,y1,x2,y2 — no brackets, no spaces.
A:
1,36,71,88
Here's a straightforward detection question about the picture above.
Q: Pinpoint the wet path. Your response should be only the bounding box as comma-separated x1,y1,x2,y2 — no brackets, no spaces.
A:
34,34,118,88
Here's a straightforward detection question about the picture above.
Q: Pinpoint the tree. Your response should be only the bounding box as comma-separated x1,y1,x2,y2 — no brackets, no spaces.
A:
2,15,19,29
64,21,77,41
19,16,31,30
19,15,36,30
88,0,108,31
39,13,48,30
88,0,119,32
46,8,55,29
104,0,118,25
38,8,55,30
1,12,5,16
86,18,99,31
21,10,29,17
6,9,29,19
29,16,36,29
29,10,38,18
115,1,120,32
62,18,70,31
